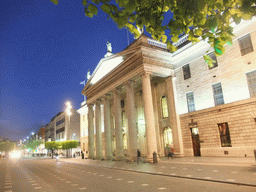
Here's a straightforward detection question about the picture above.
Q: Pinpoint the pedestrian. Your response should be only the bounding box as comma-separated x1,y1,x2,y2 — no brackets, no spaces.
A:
137,149,141,164
168,148,174,159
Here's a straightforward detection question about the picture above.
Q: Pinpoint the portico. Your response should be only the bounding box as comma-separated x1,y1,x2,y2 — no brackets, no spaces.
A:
82,35,184,162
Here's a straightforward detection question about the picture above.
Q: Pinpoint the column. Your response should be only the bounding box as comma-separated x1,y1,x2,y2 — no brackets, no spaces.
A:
95,100,103,159
113,88,125,160
165,76,184,156
103,95,113,160
88,103,95,159
125,81,137,161
141,73,158,162
54,119,56,141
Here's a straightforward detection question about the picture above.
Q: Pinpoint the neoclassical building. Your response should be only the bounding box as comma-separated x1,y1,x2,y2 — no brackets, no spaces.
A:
79,17,256,161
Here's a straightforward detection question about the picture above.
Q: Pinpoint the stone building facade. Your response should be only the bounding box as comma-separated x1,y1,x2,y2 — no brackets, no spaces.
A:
80,17,256,160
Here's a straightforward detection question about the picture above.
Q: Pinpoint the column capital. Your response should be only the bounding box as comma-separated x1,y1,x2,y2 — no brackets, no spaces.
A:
124,80,135,87
165,75,176,82
141,72,153,78
88,103,94,108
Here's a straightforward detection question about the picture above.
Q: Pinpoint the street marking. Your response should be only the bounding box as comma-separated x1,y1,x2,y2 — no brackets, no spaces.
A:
204,177,212,179
35,187,41,189
197,169,202,171
212,170,218,172
157,172,163,174
93,173,97,175
72,184,78,186
99,175,104,177
169,173,176,175
141,184,149,186
61,179,66,181
4,190,12,192
232,171,237,174
186,175,192,177
66,181,71,183
127,181,134,183
171,167,176,169
183,168,188,170
107,176,112,179
5,183,12,185
79,188,86,190
116,178,123,181
158,187,167,190
5,186,12,188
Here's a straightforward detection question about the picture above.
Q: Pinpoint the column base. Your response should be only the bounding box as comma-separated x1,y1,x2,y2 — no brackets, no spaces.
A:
105,156,114,160
88,156,95,159
146,156,160,163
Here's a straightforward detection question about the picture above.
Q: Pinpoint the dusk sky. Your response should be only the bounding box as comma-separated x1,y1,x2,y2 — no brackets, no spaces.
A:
0,0,136,141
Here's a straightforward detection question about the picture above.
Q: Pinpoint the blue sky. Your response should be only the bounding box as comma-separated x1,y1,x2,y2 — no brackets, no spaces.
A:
0,0,136,141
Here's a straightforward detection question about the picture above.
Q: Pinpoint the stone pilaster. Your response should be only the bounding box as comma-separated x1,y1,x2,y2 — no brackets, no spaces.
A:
95,100,103,159
103,95,113,160
141,73,158,162
88,103,95,159
166,76,184,157
113,88,125,160
125,80,137,161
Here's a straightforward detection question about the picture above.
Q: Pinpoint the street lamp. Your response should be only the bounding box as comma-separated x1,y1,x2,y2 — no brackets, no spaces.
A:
31,132,35,135
73,133,75,140
27,136,29,139
65,101,72,141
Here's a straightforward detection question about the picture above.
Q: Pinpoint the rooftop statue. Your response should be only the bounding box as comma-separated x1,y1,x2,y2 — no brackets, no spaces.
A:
107,41,112,53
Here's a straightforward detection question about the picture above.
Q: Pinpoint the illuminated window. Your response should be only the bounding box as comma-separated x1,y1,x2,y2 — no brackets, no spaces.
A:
212,82,224,106
186,92,195,112
238,34,254,56
182,64,191,80
208,52,218,69
163,127,173,147
123,134,127,149
121,111,126,127
161,96,169,118
218,123,232,147
246,70,256,98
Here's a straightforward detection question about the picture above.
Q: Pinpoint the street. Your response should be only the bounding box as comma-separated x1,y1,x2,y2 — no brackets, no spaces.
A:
1,158,256,192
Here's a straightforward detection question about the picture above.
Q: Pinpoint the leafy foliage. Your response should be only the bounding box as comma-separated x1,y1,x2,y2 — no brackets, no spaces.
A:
25,140,43,150
0,142,16,152
61,140,78,150
51,0,255,63
45,141,61,150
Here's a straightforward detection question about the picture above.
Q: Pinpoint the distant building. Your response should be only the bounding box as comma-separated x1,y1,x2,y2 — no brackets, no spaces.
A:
80,17,256,160
44,110,80,142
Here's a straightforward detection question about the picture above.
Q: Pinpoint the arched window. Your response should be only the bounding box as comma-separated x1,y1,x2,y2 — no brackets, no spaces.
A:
161,96,169,118
163,127,173,147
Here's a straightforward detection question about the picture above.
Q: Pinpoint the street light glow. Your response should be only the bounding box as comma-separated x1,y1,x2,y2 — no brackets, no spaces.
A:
31,132,35,135
27,136,29,139
65,101,72,116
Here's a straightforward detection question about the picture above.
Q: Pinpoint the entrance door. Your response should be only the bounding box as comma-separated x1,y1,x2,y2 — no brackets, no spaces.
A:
190,128,201,156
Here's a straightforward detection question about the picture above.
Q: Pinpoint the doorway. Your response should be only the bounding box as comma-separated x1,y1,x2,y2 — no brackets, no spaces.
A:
190,127,201,156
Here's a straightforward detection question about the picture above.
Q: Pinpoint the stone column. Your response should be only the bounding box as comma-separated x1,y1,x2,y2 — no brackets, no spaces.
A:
125,81,137,161
95,100,103,159
113,88,125,160
141,73,158,162
54,119,56,141
103,95,113,160
88,103,95,159
165,76,184,156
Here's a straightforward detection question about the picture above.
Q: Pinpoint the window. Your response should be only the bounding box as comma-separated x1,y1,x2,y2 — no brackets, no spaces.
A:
121,111,126,127
208,52,218,69
218,123,232,147
163,127,173,147
212,82,224,106
161,96,169,118
238,34,254,56
186,92,195,112
246,70,256,98
182,64,191,80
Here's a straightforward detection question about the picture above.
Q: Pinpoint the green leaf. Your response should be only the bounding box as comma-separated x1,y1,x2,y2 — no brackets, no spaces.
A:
85,11,94,18
88,4,98,15
171,35,179,42
50,0,58,5
101,4,110,14
82,0,87,7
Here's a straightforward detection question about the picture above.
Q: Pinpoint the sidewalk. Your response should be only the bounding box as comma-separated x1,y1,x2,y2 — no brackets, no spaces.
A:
59,156,256,187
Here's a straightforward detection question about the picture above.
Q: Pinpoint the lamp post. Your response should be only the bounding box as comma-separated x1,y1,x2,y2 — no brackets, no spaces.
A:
65,101,72,141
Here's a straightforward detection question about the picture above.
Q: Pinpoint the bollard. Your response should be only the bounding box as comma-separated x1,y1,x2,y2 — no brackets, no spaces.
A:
153,151,158,164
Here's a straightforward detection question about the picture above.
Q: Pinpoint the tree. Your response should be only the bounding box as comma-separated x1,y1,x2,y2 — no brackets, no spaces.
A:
45,141,60,159
50,0,256,66
25,140,43,152
60,140,79,158
0,142,15,152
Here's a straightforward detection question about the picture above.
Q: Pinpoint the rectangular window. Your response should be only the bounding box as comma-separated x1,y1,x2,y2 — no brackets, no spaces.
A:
246,70,256,98
212,82,224,106
186,92,195,112
208,52,218,69
218,123,232,147
182,64,191,80
238,34,254,56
